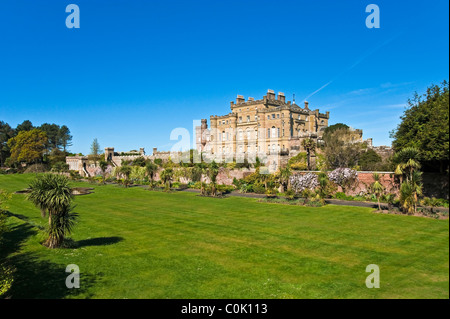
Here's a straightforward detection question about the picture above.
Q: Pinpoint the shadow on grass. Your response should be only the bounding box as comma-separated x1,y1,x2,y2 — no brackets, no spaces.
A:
2,216,101,298
75,236,124,248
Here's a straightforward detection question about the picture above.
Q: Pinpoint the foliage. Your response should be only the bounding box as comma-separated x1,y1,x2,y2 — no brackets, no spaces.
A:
284,189,295,200
51,161,69,173
27,174,77,248
327,168,358,193
290,173,319,194
89,138,101,164
371,173,385,210
23,163,49,173
322,127,364,169
7,129,48,165
359,149,382,171
390,81,449,172
0,121,14,167
288,152,308,170
301,138,316,170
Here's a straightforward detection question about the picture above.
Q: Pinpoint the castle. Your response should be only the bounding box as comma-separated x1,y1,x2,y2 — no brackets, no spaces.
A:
67,89,382,175
195,89,336,169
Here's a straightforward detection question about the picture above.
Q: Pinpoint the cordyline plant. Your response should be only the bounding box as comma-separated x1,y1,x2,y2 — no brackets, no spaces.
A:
290,173,319,194
327,168,358,193
27,174,78,248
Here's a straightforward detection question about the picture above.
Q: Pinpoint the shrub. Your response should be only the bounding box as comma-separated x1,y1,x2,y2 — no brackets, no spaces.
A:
253,184,266,194
327,168,358,194
24,163,49,173
284,189,295,200
290,173,319,194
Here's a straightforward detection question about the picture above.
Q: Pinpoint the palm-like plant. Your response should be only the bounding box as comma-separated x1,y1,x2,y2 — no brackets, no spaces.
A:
394,147,423,214
279,167,292,192
207,161,219,196
27,174,77,248
120,165,132,187
98,160,108,184
301,138,316,170
145,161,158,189
160,168,174,191
371,173,385,211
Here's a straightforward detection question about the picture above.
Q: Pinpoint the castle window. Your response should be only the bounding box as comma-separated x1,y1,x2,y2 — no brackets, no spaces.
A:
267,128,270,138
267,115,270,120
239,117,242,123
239,129,243,140
282,129,285,137
271,126,277,138
222,121,225,125
272,114,275,119
255,115,258,121
277,114,280,118
247,116,250,122
278,128,280,137
281,113,284,118
222,131,225,141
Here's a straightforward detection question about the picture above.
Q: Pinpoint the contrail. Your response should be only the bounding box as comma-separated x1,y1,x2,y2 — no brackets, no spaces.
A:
302,32,403,102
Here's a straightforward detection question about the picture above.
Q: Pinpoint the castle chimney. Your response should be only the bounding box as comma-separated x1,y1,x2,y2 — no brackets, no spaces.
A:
267,89,275,100
304,101,309,109
248,97,254,101
153,147,157,155
236,95,245,104
140,148,145,155
277,92,285,103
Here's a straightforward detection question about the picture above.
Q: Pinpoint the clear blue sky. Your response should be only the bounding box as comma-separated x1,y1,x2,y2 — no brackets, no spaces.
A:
0,0,448,155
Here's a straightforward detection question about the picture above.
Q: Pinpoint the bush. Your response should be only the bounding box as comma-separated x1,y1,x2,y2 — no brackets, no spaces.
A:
253,184,266,194
24,164,49,173
284,189,295,200
69,170,82,181
290,173,319,194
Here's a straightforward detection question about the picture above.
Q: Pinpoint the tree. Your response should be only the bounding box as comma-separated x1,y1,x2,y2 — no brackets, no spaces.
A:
99,160,109,184
322,127,364,169
301,138,316,170
58,125,73,152
278,167,292,192
39,123,62,152
90,138,101,165
207,161,220,196
0,121,14,167
119,165,132,187
145,161,158,188
27,174,78,248
160,168,174,191
371,173,385,211
15,120,34,134
7,129,48,165
359,149,382,171
390,81,449,172
394,147,423,214
323,123,349,136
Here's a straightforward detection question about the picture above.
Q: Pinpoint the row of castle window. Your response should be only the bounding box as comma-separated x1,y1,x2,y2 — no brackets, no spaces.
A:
217,126,285,141
221,114,314,125
218,144,284,154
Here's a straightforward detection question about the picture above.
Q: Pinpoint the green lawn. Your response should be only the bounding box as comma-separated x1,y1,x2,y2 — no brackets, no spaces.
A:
1,174,448,299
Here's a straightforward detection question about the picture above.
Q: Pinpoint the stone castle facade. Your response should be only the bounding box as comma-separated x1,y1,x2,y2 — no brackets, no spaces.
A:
196,89,334,169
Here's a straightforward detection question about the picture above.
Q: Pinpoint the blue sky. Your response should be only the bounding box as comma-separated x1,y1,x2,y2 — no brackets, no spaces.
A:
0,0,448,155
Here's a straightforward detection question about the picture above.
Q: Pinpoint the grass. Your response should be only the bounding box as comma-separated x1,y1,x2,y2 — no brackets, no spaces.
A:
0,173,448,299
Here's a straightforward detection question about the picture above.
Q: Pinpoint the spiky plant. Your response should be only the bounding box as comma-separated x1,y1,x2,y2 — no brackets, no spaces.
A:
27,174,77,248
371,173,385,211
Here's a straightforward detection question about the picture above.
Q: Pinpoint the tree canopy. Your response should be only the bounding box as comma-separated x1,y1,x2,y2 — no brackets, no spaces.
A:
7,129,48,165
390,81,449,172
